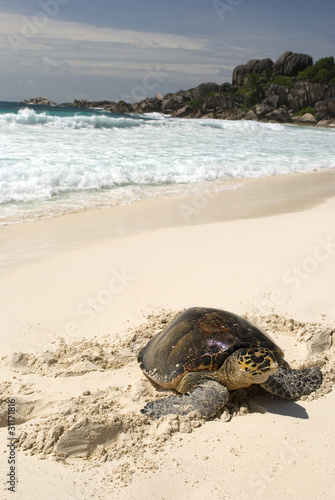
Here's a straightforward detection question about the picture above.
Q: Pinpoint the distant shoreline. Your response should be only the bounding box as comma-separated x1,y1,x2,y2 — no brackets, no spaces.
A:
23,50,335,127
23,91,335,128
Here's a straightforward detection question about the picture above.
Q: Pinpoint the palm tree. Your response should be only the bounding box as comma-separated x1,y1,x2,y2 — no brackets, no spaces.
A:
243,73,267,107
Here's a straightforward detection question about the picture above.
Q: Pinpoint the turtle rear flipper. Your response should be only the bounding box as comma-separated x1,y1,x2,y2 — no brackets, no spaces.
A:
261,366,322,400
141,380,229,419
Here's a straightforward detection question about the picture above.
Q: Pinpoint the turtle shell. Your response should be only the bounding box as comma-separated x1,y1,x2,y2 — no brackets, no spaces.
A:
138,307,284,389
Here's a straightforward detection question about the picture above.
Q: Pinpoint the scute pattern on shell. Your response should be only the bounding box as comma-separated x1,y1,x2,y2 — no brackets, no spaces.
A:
138,307,284,389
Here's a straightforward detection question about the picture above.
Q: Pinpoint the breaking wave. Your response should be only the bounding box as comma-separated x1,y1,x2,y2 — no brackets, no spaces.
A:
0,102,334,223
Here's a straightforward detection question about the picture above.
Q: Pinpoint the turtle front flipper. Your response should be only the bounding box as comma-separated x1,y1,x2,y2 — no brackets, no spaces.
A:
141,380,229,420
261,366,322,400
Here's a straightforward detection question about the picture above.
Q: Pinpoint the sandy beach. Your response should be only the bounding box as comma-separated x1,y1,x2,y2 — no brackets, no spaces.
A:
1,168,334,500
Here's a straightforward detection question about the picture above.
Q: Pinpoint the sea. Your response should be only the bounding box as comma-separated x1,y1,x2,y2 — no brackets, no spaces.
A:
1,101,334,225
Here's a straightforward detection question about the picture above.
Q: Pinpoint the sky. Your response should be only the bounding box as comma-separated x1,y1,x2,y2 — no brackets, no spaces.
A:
0,0,334,103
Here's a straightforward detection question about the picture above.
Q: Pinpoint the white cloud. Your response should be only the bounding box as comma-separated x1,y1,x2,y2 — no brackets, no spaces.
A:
0,12,208,52
0,10,220,90
42,56,69,71
43,56,60,68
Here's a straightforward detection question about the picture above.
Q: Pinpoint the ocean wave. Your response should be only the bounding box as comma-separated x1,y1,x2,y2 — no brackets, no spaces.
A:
0,107,150,129
0,105,334,224
0,107,288,132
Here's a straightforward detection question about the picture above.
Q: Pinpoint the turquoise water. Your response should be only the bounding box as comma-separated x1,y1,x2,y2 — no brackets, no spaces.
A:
0,101,334,225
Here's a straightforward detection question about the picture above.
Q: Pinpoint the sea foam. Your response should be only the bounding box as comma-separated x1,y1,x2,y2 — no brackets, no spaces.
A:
0,105,334,224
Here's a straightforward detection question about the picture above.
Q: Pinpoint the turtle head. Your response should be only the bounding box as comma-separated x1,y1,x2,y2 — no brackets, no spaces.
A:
223,347,279,389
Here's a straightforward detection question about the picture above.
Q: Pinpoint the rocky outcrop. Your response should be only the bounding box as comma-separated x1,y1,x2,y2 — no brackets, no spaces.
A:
193,82,220,98
66,99,119,110
202,94,238,111
59,50,334,126
135,89,192,114
264,107,292,123
108,101,134,113
292,113,317,124
132,97,163,113
254,79,334,122
243,109,257,121
265,84,289,107
173,106,193,118
273,51,313,76
254,100,276,119
232,51,313,87
24,97,57,106
252,97,291,122
220,109,245,120
232,58,273,86
287,81,327,111
315,98,335,119
317,119,335,127
131,83,241,118
325,86,335,99
62,79,335,124
316,85,335,119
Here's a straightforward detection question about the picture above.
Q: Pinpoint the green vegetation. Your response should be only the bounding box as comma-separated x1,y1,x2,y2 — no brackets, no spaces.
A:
239,104,254,113
163,56,335,117
293,106,316,117
218,82,235,95
271,75,294,89
243,74,266,106
236,68,292,107
186,97,205,107
187,91,222,107
236,70,296,108
236,73,269,107
297,57,335,84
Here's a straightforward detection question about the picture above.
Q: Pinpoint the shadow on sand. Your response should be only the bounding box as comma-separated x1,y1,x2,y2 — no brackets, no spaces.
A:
254,395,309,419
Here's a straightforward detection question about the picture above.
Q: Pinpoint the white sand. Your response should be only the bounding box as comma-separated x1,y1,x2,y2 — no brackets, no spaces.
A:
0,169,335,499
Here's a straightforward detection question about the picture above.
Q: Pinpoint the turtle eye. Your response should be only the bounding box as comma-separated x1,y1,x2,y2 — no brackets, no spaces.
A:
245,367,250,372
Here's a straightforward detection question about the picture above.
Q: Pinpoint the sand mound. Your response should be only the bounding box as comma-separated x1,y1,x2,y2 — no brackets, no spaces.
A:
1,310,334,486
245,312,335,398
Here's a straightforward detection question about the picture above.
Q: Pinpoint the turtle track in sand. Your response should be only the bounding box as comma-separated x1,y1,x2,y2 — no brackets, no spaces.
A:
0,310,334,487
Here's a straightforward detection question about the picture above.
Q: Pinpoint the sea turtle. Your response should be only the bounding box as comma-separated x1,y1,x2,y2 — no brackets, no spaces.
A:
138,307,323,419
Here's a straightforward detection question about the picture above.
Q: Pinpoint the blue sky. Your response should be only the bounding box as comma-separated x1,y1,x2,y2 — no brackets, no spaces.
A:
0,0,334,102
